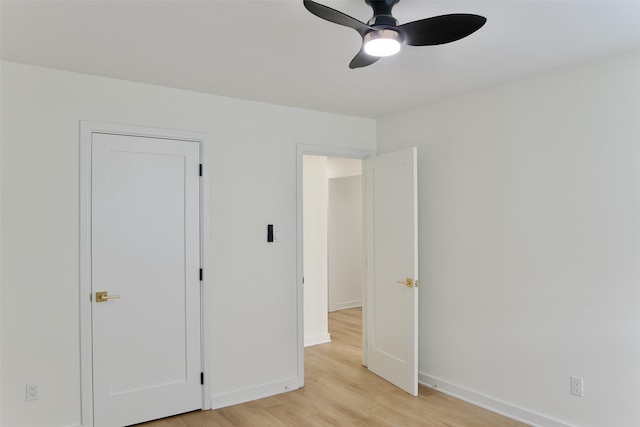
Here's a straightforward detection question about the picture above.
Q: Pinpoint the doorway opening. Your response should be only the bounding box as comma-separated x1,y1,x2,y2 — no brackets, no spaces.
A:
302,155,364,347
297,145,419,396
295,145,375,387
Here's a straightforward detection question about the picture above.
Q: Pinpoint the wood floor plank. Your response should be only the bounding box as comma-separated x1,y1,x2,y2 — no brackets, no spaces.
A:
138,308,529,427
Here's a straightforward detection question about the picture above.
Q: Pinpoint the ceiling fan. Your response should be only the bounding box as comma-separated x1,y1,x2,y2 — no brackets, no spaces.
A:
303,0,487,69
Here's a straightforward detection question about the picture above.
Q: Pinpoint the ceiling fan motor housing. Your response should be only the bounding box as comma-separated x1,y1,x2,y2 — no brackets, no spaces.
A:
366,0,400,27
365,0,400,16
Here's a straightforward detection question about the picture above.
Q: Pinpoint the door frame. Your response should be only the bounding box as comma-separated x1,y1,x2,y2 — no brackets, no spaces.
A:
296,144,375,387
79,121,211,426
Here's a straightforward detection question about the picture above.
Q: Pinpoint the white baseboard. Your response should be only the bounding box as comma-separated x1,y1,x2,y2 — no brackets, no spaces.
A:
304,333,331,347
335,300,362,310
210,377,299,410
419,373,571,427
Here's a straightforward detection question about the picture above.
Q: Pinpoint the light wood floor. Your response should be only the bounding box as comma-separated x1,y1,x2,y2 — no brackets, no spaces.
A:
139,308,528,426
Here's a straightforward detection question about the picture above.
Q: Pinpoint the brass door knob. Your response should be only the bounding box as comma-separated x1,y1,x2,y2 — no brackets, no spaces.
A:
395,278,417,288
96,291,121,303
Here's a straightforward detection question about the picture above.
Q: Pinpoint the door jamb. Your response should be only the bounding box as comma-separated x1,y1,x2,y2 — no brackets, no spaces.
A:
79,121,211,426
296,144,375,387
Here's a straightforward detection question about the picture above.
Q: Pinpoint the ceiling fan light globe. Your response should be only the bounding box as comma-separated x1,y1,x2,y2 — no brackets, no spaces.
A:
364,29,401,57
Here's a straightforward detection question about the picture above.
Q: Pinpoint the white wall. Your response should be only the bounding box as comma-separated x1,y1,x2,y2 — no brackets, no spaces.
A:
327,157,363,312
327,157,362,179
302,155,330,347
328,175,363,311
0,61,376,427
377,51,640,427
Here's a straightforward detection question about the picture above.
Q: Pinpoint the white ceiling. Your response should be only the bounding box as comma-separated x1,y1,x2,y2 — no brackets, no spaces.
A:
2,0,640,118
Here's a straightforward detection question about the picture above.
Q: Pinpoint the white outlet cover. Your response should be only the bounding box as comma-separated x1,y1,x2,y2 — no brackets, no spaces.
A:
26,383,39,401
570,376,584,397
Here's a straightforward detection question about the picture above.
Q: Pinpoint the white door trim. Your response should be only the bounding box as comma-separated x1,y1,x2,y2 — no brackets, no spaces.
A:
296,144,375,387
80,121,211,426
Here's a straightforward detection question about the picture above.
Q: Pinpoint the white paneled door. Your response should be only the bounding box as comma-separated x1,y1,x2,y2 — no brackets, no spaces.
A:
91,133,202,427
365,147,418,396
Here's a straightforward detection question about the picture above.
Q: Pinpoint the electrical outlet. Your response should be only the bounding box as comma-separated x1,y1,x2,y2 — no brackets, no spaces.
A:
570,376,584,397
26,383,39,401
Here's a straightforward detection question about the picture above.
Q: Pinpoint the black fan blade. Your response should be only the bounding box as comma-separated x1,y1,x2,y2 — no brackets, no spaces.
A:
400,14,486,46
304,0,373,36
349,46,380,69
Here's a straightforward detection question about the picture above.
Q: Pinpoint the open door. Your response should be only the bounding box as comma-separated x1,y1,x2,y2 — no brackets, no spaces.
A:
365,147,418,396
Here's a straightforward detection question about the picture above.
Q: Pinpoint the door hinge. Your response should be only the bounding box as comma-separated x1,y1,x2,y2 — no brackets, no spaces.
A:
199,268,203,281
201,372,204,385
199,164,203,176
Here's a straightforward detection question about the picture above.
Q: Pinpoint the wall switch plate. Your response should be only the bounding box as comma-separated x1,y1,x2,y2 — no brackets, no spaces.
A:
267,224,279,243
26,383,39,401
570,376,584,396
